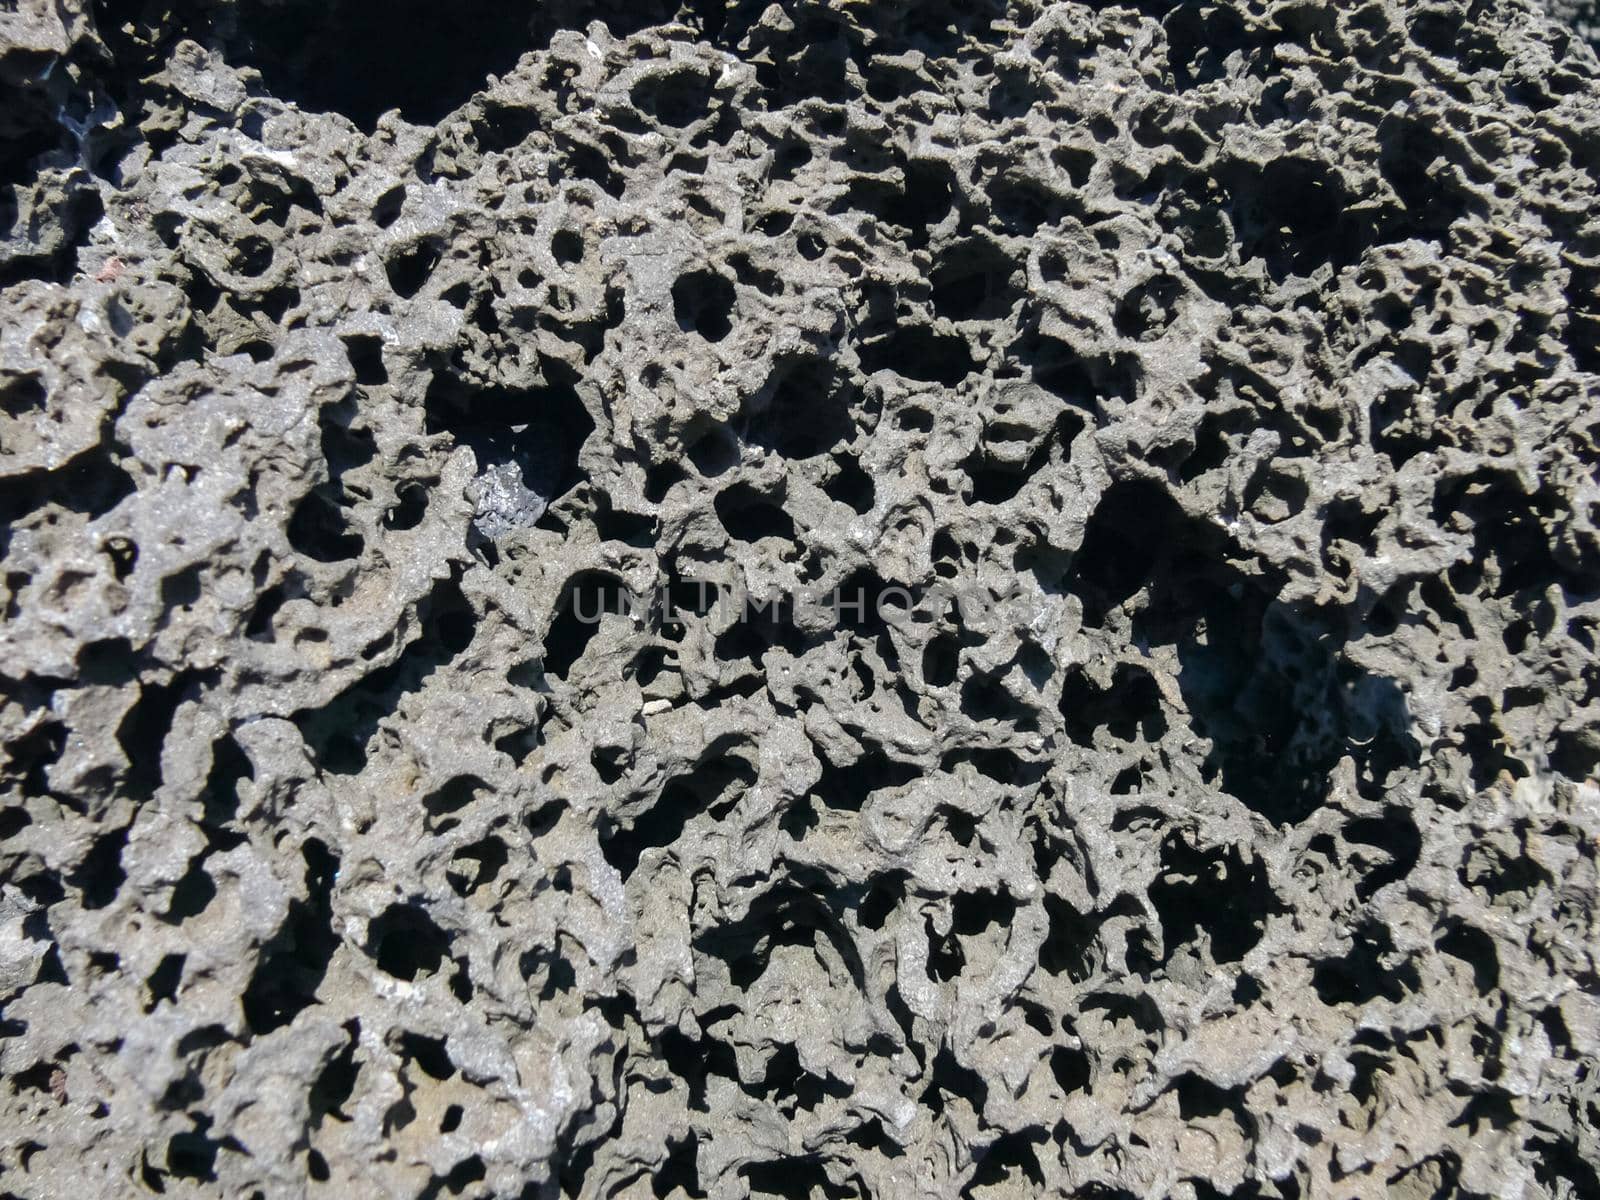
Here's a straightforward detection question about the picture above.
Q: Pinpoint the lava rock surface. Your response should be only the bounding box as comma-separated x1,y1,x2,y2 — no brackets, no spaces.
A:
2,1,1600,1198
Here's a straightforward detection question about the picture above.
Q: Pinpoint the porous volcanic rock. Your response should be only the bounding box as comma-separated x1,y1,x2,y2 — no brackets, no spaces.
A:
2,2,1600,1198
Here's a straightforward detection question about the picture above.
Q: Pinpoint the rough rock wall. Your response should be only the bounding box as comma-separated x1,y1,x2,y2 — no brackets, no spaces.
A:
3,1,1600,1198
1547,0,1600,46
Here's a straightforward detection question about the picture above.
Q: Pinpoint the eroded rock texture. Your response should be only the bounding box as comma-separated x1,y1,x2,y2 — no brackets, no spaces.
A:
3,1,1600,1197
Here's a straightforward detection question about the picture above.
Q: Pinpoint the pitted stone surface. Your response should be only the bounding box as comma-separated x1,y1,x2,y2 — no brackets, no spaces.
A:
2,2,1600,1198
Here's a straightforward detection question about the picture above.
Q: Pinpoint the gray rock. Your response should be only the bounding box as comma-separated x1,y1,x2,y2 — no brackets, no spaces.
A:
2,1,1600,1197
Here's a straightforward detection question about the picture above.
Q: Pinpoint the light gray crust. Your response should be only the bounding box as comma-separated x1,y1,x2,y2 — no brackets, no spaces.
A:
2,1,1600,1198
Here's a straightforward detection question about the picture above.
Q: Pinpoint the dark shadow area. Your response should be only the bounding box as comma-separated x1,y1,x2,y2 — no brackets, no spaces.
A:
962,410,1082,506
1069,480,1415,822
543,570,630,680
1135,834,1280,971
1311,918,1417,1006
225,0,538,129
673,269,736,341
695,876,865,993
714,482,795,544
1058,663,1167,748
740,355,855,459
962,1130,1047,1194
426,362,594,521
633,67,714,128
116,670,214,802
857,326,977,386
601,752,756,880
1220,156,1372,281
292,573,477,774
241,839,339,1034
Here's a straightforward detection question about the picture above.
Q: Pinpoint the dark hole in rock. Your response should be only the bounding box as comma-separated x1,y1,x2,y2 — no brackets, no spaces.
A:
551,229,584,265
1377,115,1480,242
1344,808,1421,901
591,493,658,545
385,240,440,300
160,564,203,611
319,406,384,489
1145,834,1279,969
1051,1044,1091,1095
739,1157,847,1199
371,186,405,228
601,754,756,881
989,171,1063,235
255,284,300,322
224,0,538,130
856,872,905,931
287,488,364,562
447,835,508,896
1432,470,1597,598
117,670,210,802
686,423,739,477
964,1130,1047,1193
0,453,137,529
714,482,795,543
951,887,1017,939
422,774,485,834
397,1030,455,1080
307,1021,361,1126
930,238,1019,322
1436,922,1499,993
698,881,865,993
923,633,959,687
741,356,855,459
1071,479,1414,823
1223,156,1368,280
631,68,714,127
163,857,217,922
857,326,977,386
755,1042,851,1111
201,734,253,848
1531,1137,1600,1199
383,482,428,530
1163,1,1254,89
544,570,629,680
425,363,595,539
1113,274,1182,341
473,101,541,153
368,903,450,982
241,839,339,1034
1311,919,1418,1006
0,373,46,414
875,159,955,249
921,1045,989,1119
1059,664,1166,747
234,234,273,277
954,660,1029,723
10,716,66,798
963,410,1081,505
342,334,388,385
292,574,476,774
71,825,129,910
812,747,919,814
166,1118,229,1183
672,269,736,342
144,952,185,1010
1174,1074,1249,1131
1040,893,1099,982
